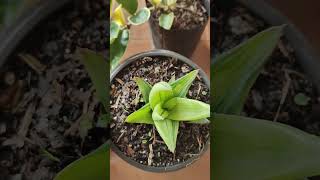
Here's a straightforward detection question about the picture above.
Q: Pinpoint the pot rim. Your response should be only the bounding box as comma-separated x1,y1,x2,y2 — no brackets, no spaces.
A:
110,49,211,173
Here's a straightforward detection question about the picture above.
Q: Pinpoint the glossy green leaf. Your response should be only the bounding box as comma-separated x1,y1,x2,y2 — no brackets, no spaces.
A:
212,26,283,114
149,82,174,109
154,119,179,152
170,70,198,97
116,0,138,14
152,103,169,121
159,12,174,30
134,77,152,103
188,118,210,124
128,7,150,25
110,21,121,44
110,29,129,71
212,113,320,180
77,48,108,109
54,142,109,180
164,97,210,121
126,104,154,124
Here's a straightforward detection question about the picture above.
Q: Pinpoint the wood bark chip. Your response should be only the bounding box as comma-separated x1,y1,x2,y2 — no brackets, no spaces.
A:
18,54,46,74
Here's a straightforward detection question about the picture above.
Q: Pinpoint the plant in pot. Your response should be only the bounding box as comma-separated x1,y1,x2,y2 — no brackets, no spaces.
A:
212,25,320,179
110,50,210,171
146,0,209,57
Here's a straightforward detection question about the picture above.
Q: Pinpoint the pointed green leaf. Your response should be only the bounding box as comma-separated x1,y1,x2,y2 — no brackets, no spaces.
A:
126,104,154,124
152,103,169,121
76,48,108,109
110,21,121,44
54,142,109,180
116,0,138,14
159,12,174,30
111,29,129,71
154,119,179,152
187,118,210,124
134,77,152,103
164,97,210,121
149,82,174,110
170,70,198,97
212,113,320,180
128,7,150,25
212,26,283,114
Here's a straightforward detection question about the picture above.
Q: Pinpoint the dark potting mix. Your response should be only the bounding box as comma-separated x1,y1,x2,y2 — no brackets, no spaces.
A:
0,0,108,179
110,56,210,167
212,3,320,135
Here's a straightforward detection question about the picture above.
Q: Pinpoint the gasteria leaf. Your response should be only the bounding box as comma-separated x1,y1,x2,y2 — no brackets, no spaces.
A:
126,104,154,124
154,119,179,152
212,113,320,180
164,97,210,121
159,12,174,30
170,70,198,97
128,7,151,26
149,82,174,109
133,77,152,103
110,29,129,71
110,21,121,44
77,48,108,109
212,25,283,115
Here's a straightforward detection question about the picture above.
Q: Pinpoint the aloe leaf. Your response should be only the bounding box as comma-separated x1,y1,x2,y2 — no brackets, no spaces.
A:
212,26,283,114
54,142,109,180
110,29,129,71
126,104,154,124
110,21,121,44
164,97,210,121
212,113,320,180
152,103,169,121
154,119,179,152
159,12,174,30
133,77,152,103
128,7,150,25
170,69,198,97
116,0,138,14
77,48,108,109
187,118,210,124
149,82,174,110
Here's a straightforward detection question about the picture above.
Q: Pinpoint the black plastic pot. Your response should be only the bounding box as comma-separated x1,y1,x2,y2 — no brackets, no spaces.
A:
110,49,210,173
148,0,210,58
237,0,320,94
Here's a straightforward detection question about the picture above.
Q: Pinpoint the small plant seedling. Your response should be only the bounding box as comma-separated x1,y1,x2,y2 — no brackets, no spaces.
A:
126,70,210,152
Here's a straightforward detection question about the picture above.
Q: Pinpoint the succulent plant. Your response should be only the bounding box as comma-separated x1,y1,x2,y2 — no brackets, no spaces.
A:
126,69,210,152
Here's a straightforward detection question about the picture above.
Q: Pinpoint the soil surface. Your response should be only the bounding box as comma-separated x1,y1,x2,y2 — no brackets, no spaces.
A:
212,4,320,135
149,0,208,30
110,56,210,167
0,0,108,179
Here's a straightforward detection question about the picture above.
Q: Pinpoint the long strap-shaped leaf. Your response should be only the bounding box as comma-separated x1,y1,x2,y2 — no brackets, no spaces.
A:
212,26,283,114
54,142,109,180
212,113,320,180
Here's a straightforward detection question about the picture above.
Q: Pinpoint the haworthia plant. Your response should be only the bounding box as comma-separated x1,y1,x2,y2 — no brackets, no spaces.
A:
148,0,177,30
126,70,210,152
212,25,320,179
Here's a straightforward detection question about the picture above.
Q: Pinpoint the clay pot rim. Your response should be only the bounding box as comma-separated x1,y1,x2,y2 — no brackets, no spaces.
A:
110,49,210,173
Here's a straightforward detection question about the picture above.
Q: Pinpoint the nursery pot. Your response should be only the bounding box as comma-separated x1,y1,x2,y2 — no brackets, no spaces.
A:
148,0,210,58
110,49,210,172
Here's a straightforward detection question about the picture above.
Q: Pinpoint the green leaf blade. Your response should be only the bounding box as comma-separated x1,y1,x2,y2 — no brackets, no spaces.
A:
212,26,284,114
128,7,150,25
126,104,154,124
110,29,129,71
159,12,174,30
110,21,121,44
115,0,138,14
154,119,179,152
170,69,198,97
134,77,152,103
149,82,174,109
164,97,210,121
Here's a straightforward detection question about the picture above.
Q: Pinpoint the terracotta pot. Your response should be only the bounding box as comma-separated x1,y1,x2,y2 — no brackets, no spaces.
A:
110,49,210,172
148,0,210,58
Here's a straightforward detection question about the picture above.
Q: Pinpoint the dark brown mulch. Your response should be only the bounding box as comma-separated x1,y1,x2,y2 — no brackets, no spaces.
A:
212,3,320,135
110,56,210,167
0,0,108,179
149,0,208,30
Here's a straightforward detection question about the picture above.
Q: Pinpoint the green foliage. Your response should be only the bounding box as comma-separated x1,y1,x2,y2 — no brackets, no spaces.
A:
159,12,174,30
126,70,210,152
212,25,320,179
54,143,109,180
148,0,178,30
110,29,129,70
128,7,151,26
115,0,138,15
